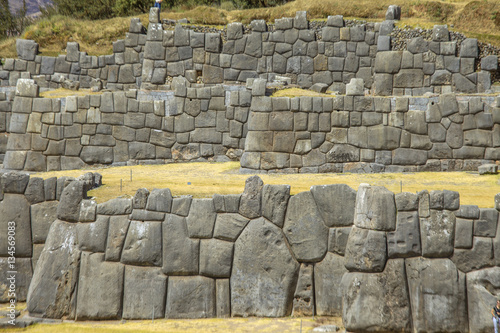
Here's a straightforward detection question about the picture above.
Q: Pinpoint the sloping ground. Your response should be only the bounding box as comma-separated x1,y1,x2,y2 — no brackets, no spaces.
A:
33,161,500,207
0,0,499,59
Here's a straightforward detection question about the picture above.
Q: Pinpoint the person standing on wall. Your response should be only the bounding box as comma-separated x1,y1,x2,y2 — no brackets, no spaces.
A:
154,0,162,11
492,300,500,333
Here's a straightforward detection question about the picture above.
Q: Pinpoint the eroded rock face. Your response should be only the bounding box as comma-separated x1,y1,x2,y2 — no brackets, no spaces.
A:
420,209,455,258
292,263,314,316
354,184,396,231
405,257,468,333
27,220,80,319
283,191,328,262
239,175,264,219
310,184,356,227
76,252,124,320
0,194,32,257
314,252,347,316
57,180,85,222
344,226,387,272
231,217,299,317
165,276,215,319
467,267,500,333
342,259,411,333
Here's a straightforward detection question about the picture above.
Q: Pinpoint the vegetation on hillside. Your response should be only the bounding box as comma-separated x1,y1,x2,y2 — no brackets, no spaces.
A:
0,0,499,60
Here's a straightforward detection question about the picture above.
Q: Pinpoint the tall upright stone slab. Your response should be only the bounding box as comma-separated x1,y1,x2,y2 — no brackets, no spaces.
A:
405,258,468,333
354,184,396,231
314,252,348,316
231,217,299,317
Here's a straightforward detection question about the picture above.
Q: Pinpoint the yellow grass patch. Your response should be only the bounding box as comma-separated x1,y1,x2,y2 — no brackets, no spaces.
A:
271,87,334,98
1,317,341,333
39,88,103,99
33,162,500,207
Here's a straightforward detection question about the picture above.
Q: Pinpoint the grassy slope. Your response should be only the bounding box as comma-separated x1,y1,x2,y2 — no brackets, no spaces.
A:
32,161,500,207
0,0,499,59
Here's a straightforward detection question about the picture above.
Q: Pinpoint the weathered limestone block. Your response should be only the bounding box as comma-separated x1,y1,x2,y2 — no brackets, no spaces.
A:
77,215,109,253
56,180,85,222
166,276,215,318
292,263,314,316
105,215,130,261
328,227,351,256
231,217,299,317
342,259,411,332
315,253,347,316
216,279,231,318
0,194,32,257
1,172,29,194
121,220,162,266
163,214,199,275
97,198,132,215
122,266,167,319
0,257,32,302
344,225,387,272
467,267,500,333
451,237,493,272
354,184,396,231
213,213,249,241
283,191,329,262
199,238,234,278
311,184,356,227
420,209,455,258
405,258,468,333
76,252,124,320
27,220,80,319
146,188,172,212
261,184,290,228
239,175,263,219
387,211,421,258
16,39,38,61
186,198,217,238
30,195,58,244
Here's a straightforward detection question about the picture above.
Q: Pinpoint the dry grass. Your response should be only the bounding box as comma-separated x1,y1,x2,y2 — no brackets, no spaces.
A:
271,87,335,98
1,0,500,59
2,316,340,333
32,161,500,207
39,88,103,99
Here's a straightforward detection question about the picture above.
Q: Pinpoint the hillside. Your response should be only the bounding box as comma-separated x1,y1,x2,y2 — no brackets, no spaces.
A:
0,0,499,59
8,0,52,16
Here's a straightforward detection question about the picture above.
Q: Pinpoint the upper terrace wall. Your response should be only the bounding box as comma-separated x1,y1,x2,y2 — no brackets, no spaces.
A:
1,78,499,172
1,171,499,332
0,7,499,95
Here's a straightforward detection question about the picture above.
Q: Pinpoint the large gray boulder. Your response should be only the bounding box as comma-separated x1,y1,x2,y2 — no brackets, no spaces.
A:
292,264,314,316
0,194,32,257
467,267,500,333
186,198,217,238
163,214,199,275
354,184,396,231
165,276,215,318
77,215,109,253
311,184,356,227
239,175,264,219
57,180,85,222
105,215,130,261
387,211,421,258
344,226,387,272
231,217,299,317
199,239,234,278
16,39,38,61
420,209,455,257
27,220,80,319
76,252,124,320
261,184,290,228
213,213,249,241
314,252,348,316
120,220,162,266
283,191,329,262
122,266,167,319
405,258,468,333
451,237,493,272
342,259,411,332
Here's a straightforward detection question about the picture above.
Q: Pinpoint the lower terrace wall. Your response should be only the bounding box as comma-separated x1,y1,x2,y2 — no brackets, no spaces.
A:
2,78,499,173
2,172,500,332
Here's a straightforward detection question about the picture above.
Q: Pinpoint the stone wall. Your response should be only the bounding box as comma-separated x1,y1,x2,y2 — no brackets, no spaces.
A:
241,79,500,173
0,171,101,303
2,78,246,171
1,172,497,332
1,8,498,95
2,78,499,172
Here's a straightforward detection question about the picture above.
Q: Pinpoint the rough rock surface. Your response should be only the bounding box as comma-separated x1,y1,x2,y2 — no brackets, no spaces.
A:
314,252,347,316
466,267,500,333
354,184,396,231
165,276,215,318
344,226,387,272
231,217,299,317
